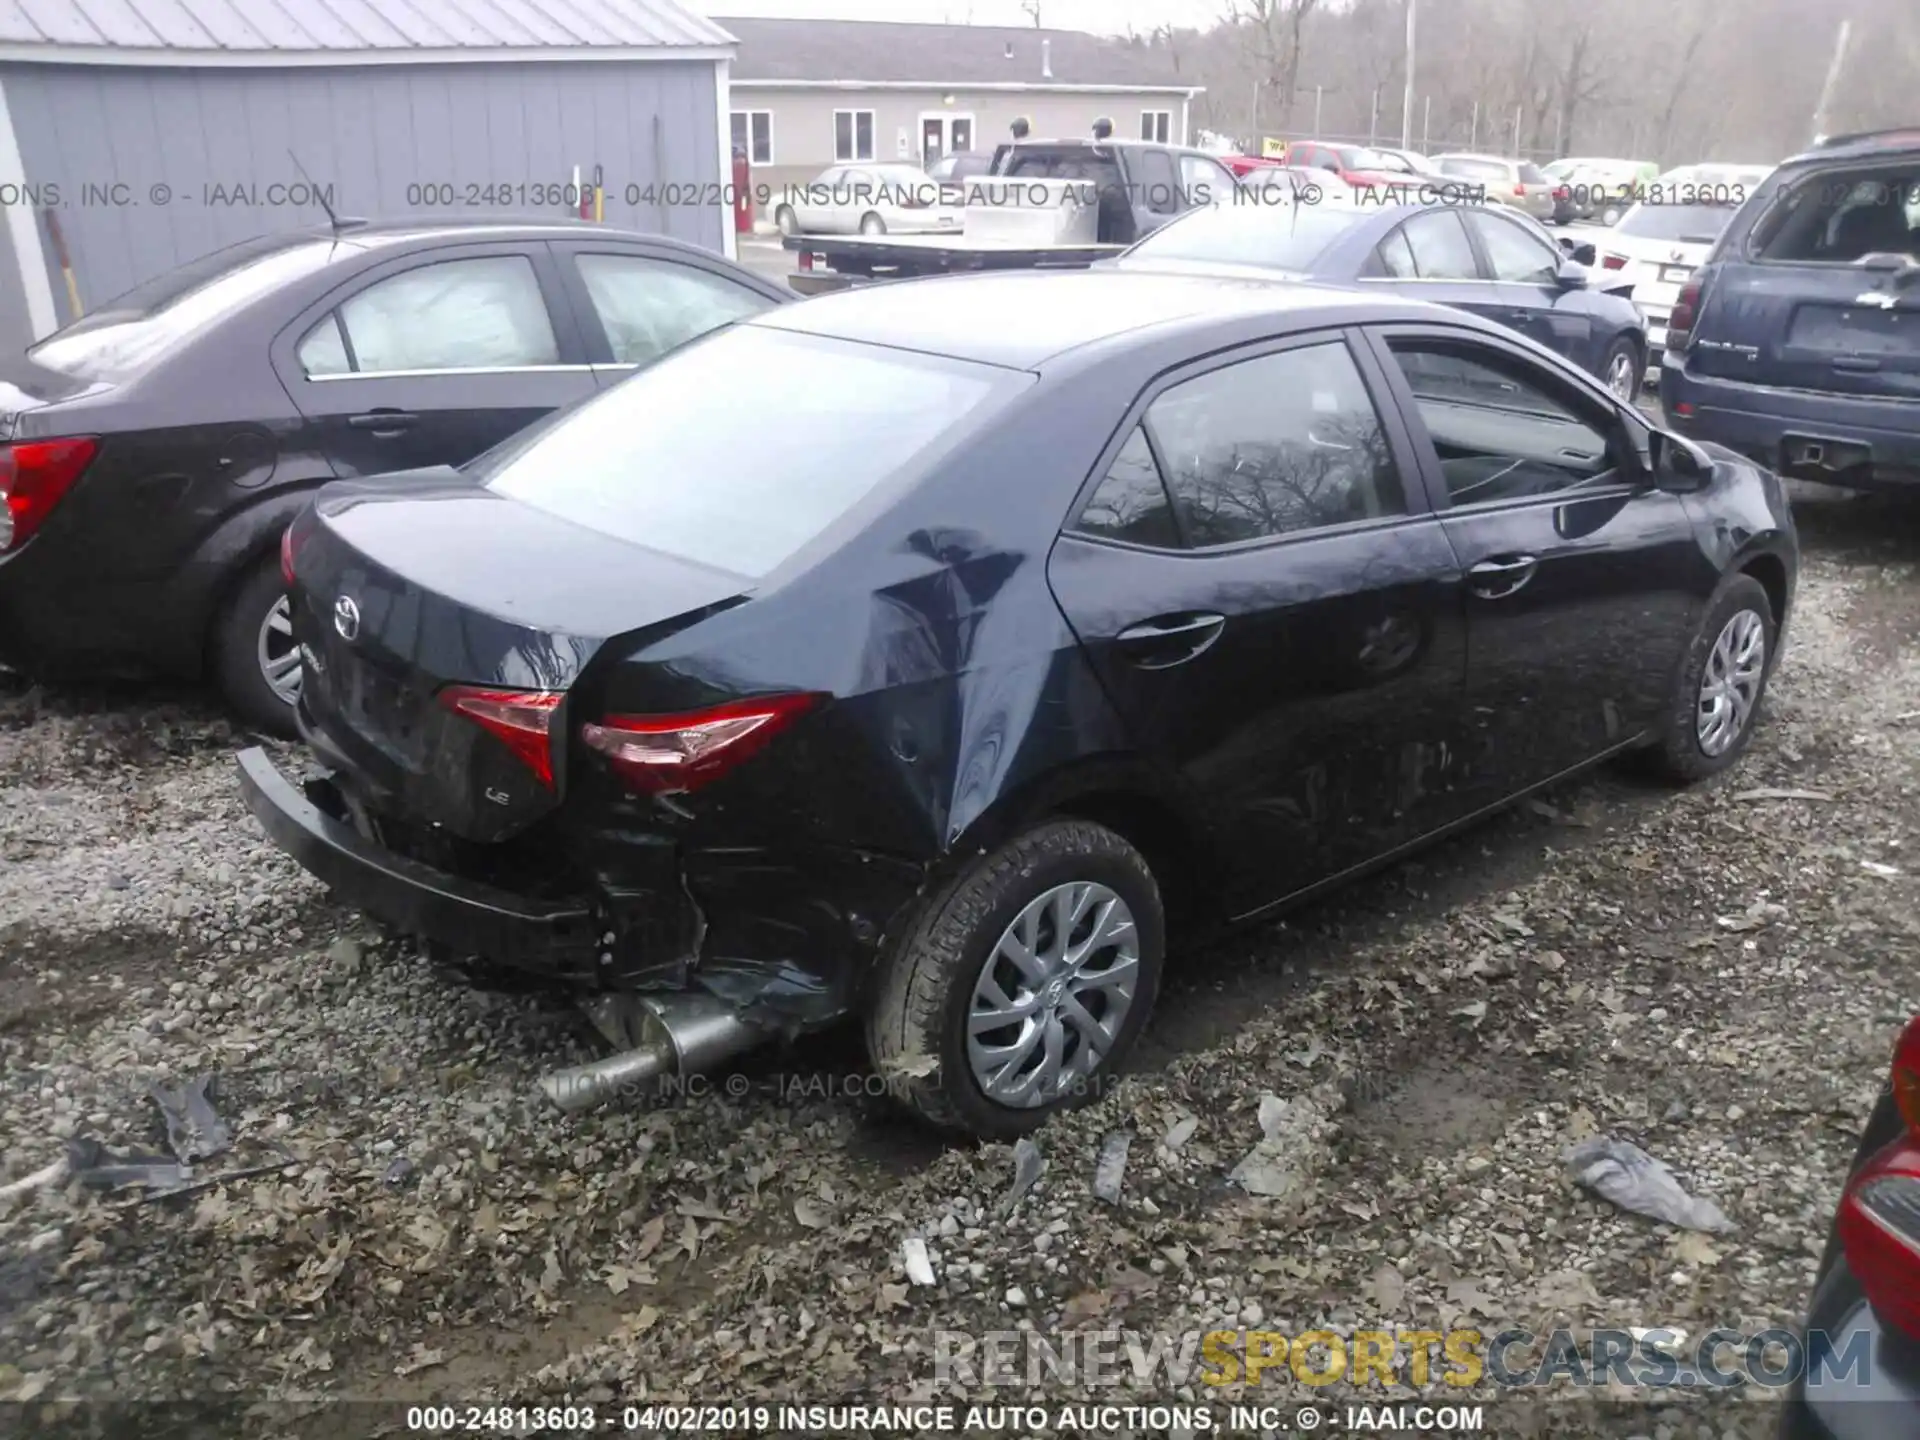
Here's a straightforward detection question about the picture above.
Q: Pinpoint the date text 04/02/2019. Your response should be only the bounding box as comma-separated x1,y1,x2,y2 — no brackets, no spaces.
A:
400,180,778,209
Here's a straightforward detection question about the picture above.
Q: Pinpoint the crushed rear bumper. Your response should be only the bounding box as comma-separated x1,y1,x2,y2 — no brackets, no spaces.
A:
236,746,602,973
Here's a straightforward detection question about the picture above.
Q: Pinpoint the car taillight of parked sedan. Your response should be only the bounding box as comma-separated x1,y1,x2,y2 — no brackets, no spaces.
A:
581,693,820,795
1835,1016,1920,1340
0,436,98,552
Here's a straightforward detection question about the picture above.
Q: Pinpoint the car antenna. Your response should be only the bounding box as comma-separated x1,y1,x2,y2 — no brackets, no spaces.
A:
287,149,364,236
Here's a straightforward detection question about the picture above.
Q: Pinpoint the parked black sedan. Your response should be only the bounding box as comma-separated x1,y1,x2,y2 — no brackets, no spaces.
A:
1116,194,1650,402
0,220,789,732
1781,1012,1920,1438
240,269,1796,1137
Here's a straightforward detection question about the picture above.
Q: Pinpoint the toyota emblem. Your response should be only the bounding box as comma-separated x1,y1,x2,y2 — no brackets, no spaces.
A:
333,594,361,642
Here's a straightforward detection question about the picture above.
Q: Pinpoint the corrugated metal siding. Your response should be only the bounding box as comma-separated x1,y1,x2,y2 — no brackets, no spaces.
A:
0,59,723,327
0,0,732,51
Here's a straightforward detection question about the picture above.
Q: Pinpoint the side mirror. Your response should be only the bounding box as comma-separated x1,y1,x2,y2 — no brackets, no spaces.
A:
1648,428,1713,491
1555,259,1589,289
1563,240,1597,266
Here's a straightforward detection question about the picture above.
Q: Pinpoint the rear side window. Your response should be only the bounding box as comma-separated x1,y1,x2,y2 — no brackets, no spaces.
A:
333,256,559,373
1141,341,1407,546
1400,210,1479,279
1075,428,1180,547
1468,212,1560,283
1750,167,1920,262
475,325,1024,579
1373,227,1418,278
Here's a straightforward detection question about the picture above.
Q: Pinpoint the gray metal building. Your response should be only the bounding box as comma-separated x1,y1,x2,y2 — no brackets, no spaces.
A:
0,0,736,357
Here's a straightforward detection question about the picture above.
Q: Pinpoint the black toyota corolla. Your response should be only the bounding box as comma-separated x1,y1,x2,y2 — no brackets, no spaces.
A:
241,269,1798,1138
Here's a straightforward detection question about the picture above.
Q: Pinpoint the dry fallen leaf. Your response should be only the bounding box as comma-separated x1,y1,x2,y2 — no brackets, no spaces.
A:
634,1214,666,1259
677,1193,731,1221
1365,1262,1406,1314
1062,1290,1112,1325
1673,1232,1723,1268
394,1346,445,1377
680,1216,701,1262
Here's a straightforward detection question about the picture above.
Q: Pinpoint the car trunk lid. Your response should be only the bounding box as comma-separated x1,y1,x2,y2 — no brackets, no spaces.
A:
290,471,751,840
1689,256,1920,400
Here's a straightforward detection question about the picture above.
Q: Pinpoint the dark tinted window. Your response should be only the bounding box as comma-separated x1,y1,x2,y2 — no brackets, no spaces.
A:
1145,341,1406,546
1518,162,1551,184
476,325,1025,578
1075,428,1179,547
1750,167,1920,261
1467,211,1560,283
1388,341,1619,505
1400,209,1479,278
1140,149,1181,214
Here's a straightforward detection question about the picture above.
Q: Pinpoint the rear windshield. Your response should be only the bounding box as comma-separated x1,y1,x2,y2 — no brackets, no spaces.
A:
1616,203,1743,243
28,237,342,380
997,145,1121,186
1518,163,1551,184
1338,147,1392,170
1439,157,1509,182
473,325,1022,579
1749,166,1920,262
1123,195,1366,270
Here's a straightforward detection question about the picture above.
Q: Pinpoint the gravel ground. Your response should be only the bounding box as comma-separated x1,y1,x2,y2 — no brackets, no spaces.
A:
1,490,1916,1439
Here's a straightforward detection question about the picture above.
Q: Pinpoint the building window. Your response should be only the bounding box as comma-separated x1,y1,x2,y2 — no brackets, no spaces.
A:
834,109,876,162
730,110,773,166
1141,110,1172,143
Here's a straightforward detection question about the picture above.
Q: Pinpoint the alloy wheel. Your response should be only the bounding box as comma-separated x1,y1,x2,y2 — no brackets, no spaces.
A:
966,881,1141,1109
1695,608,1766,757
257,595,303,707
1606,349,1639,402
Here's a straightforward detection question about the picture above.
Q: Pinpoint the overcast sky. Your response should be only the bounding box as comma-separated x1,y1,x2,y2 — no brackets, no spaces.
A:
707,0,1227,37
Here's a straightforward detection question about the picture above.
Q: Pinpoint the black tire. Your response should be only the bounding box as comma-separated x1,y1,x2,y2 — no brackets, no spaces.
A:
1645,573,1776,783
1600,335,1644,404
858,211,886,236
865,819,1165,1139
211,552,300,738
775,205,797,236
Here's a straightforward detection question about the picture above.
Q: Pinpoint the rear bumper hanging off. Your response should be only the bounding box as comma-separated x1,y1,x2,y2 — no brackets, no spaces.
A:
236,747,602,971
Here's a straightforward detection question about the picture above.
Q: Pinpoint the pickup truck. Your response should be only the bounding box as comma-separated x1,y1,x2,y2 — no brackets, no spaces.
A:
783,138,1243,294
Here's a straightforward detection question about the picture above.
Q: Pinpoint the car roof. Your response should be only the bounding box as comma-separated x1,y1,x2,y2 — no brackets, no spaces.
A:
748,266,1463,369
1785,128,1920,165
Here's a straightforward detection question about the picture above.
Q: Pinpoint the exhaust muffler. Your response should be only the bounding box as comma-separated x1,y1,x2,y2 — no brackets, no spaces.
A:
537,991,763,1114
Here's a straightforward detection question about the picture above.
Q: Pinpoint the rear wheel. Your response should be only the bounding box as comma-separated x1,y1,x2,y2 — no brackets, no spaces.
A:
859,211,886,236
1600,201,1625,225
866,819,1164,1138
775,205,797,237
212,553,301,738
1601,336,1643,403
1645,574,1775,783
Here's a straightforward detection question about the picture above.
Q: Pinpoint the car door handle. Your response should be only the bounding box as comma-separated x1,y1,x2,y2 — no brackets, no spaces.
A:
1468,555,1539,598
1115,612,1226,669
347,410,419,433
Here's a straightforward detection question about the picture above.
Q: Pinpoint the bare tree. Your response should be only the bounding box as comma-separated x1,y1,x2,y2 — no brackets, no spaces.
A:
1227,0,1323,128
1020,0,1042,27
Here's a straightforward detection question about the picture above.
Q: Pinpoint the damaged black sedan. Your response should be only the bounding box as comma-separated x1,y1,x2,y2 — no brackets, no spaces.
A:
239,270,1797,1138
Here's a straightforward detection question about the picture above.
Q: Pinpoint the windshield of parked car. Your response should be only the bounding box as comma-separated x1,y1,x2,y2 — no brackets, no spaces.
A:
28,237,344,380
473,325,1026,579
1121,194,1367,270
1337,146,1393,170
1616,202,1743,244
1749,166,1920,262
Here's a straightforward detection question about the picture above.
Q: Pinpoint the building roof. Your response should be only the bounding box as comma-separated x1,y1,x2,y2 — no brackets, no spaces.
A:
0,0,732,59
715,17,1192,91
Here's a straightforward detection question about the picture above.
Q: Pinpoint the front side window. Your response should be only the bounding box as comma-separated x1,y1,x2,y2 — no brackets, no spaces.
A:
334,256,559,373
474,325,1026,579
1388,340,1620,505
574,255,772,367
1468,211,1560,284
1143,341,1407,546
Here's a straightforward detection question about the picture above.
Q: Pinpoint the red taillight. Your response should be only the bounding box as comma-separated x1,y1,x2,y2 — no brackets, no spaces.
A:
581,693,819,796
1601,253,1627,270
1895,1015,1920,1135
1553,185,1570,200
1837,1137,1920,1340
280,525,297,586
798,251,814,271
1513,183,1526,196
1667,278,1704,354
439,686,564,788
0,436,99,552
